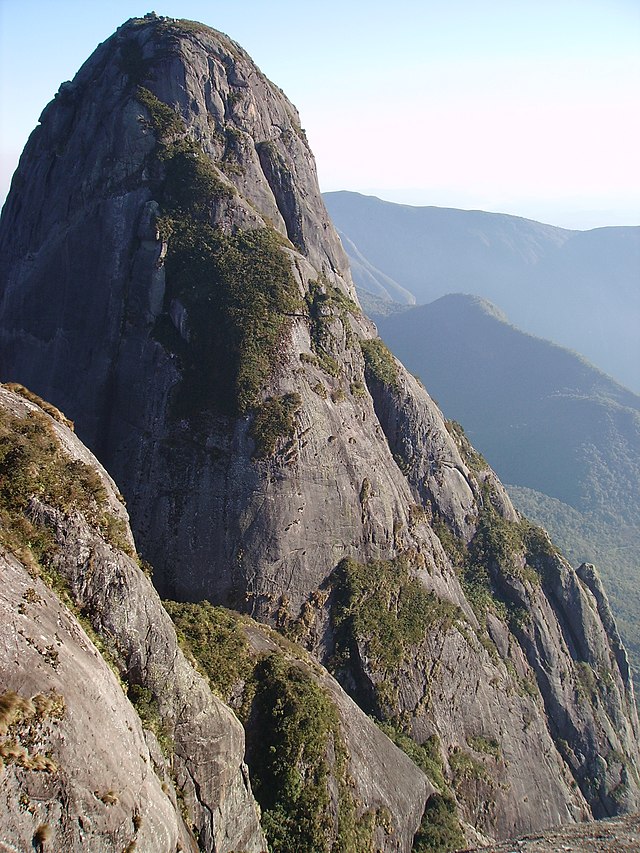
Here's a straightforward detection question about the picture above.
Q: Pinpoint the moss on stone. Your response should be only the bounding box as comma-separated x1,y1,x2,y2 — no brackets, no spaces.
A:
330,556,459,680
360,338,400,390
250,393,302,459
451,745,491,779
160,138,233,213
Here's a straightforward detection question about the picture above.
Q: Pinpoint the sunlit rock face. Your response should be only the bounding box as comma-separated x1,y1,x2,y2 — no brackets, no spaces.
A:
1,15,640,848
0,385,266,852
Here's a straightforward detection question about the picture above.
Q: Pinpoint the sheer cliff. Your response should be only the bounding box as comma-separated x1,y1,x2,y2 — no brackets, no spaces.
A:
0,384,431,852
1,14,639,850
0,384,265,852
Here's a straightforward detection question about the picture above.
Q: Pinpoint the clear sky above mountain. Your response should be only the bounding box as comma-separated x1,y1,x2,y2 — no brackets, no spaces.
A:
1,0,638,229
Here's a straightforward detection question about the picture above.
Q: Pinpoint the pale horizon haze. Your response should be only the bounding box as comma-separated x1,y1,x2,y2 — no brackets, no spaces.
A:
1,0,639,230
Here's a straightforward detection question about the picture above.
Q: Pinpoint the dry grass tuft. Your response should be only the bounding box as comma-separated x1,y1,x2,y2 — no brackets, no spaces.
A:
4,382,75,430
97,790,119,805
0,690,35,735
33,823,52,847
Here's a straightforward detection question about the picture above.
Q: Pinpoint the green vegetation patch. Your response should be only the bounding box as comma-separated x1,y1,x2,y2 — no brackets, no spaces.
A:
162,140,232,214
508,483,640,699
164,602,380,852
161,222,300,416
434,487,551,629
466,734,501,759
127,684,173,756
360,338,400,390
136,85,183,138
250,654,337,852
0,406,131,570
412,792,466,853
250,393,302,459
330,557,458,677
163,601,251,702
449,747,491,791
136,87,300,421
375,721,469,852
575,661,598,701
377,723,446,792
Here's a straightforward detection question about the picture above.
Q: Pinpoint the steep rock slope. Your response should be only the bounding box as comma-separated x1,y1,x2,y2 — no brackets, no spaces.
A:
0,384,265,852
1,15,640,846
323,191,640,393
0,384,432,852
375,293,640,690
507,484,640,695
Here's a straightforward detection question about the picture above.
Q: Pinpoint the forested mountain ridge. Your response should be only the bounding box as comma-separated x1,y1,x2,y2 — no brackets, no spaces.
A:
324,191,640,393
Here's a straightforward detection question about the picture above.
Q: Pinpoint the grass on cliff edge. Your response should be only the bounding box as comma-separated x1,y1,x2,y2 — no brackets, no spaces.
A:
0,404,130,570
360,338,400,390
433,479,560,629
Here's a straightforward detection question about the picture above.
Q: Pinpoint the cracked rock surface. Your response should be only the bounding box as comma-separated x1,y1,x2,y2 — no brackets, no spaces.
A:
1,15,640,849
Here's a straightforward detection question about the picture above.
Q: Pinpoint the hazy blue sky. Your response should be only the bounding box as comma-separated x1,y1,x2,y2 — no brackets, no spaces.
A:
1,0,638,228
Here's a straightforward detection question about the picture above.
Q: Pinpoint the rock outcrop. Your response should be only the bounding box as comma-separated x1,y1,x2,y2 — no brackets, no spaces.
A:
1,14,639,849
0,384,433,851
0,384,266,852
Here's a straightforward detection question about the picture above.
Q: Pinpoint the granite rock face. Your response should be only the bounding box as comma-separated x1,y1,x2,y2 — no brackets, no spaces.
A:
0,385,265,852
1,548,196,853
0,385,433,851
1,14,640,848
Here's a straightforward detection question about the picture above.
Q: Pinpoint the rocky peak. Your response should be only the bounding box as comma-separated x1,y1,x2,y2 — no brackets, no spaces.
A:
1,16,640,850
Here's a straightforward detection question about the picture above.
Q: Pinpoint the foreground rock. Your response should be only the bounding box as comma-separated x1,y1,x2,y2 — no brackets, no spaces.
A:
0,385,265,851
0,384,432,851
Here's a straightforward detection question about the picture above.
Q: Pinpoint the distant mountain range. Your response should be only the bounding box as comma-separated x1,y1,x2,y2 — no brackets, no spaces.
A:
376,293,640,688
323,191,640,393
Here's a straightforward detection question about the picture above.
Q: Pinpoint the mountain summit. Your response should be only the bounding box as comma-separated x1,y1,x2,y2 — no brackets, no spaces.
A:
1,15,639,851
